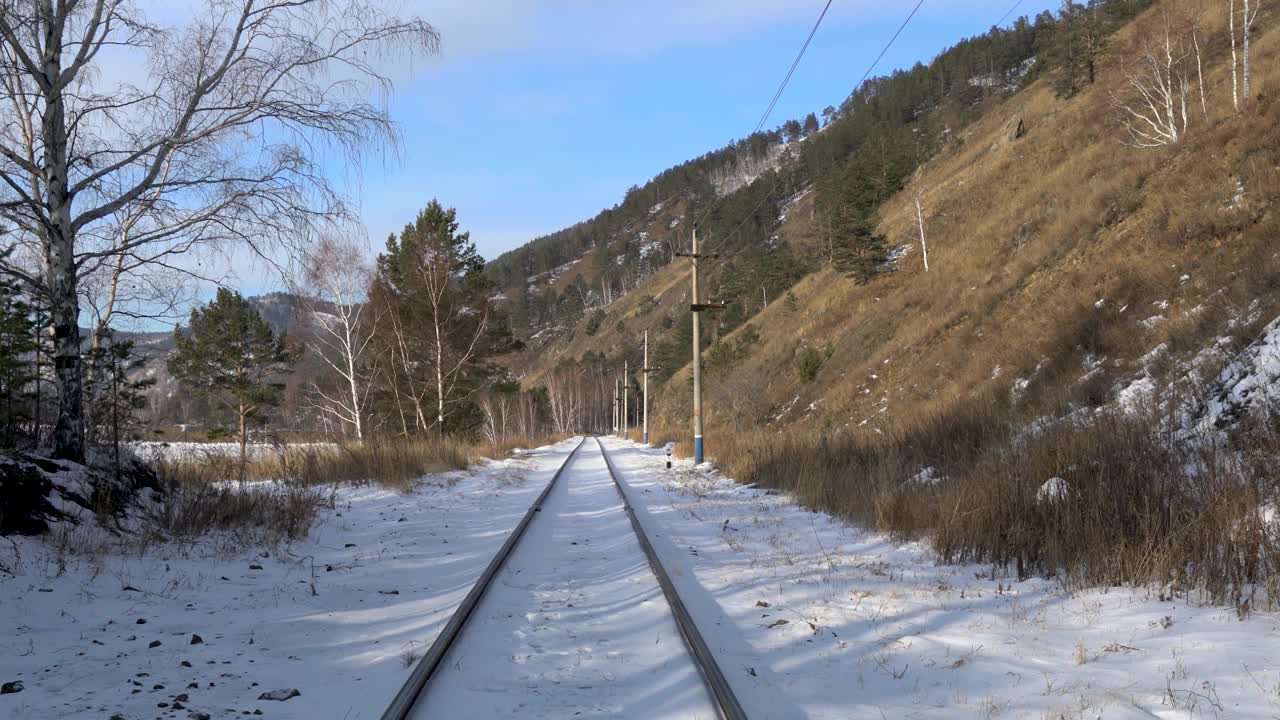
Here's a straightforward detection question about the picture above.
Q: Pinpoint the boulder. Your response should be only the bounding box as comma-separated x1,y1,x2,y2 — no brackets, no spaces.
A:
1003,114,1026,143
0,451,162,536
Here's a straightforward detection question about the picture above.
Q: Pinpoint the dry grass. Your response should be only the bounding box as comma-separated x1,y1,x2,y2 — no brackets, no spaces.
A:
549,3,1280,604
144,435,545,542
637,0,1280,440
154,437,471,492
682,398,1280,606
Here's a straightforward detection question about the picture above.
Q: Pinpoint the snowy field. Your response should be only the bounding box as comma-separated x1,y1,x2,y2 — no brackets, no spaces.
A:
599,437,1280,719
3,436,1279,719
0,440,579,720
130,441,338,463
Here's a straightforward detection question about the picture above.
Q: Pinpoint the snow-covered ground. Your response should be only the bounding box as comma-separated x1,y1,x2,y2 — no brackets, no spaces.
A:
0,440,580,720
412,441,717,718
130,441,338,463
5,435,1279,719
600,437,1280,719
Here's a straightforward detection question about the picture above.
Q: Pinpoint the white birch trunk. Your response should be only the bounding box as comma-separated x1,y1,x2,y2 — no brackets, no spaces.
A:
915,194,929,273
1231,0,1241,111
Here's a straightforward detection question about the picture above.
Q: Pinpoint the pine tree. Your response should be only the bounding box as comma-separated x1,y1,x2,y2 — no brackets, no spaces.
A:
803,112,820,136
371,200,512,435
0,249,36,450
828,163,890,283
84,330,155,473
783,118,804,142
169,288,294,476
831,215,889,283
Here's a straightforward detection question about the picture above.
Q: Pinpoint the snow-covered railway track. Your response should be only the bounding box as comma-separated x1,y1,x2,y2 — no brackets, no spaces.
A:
380,436,745,720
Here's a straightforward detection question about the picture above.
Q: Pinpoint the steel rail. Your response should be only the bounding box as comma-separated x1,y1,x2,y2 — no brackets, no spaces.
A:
380,437,588,720
594,436,749,720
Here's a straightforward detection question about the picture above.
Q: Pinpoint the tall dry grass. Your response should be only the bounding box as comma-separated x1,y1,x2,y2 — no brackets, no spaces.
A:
147,436,485,542
689,398,1280,608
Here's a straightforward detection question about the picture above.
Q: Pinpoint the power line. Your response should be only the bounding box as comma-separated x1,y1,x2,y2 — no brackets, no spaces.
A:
689,0,839,236
699,0,927,260
851,0,926,98
996,0,1027,28
753,0,836,136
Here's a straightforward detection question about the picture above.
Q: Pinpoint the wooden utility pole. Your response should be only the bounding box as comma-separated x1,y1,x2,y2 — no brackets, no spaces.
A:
676,225,725,465
622,360,629,442
613,377,619,436
642,331,650,444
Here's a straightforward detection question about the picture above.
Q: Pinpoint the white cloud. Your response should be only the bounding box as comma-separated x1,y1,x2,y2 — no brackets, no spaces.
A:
409,1,1032,60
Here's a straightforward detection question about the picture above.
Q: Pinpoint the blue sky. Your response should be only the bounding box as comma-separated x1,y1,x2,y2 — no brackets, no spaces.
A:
347,0,1061,266
209,1,1062,296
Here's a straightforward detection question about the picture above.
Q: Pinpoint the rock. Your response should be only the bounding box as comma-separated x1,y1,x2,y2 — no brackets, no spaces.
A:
0,451,162,535
136,618,147,624
378,589,399,595
190,713,211,720
1003,113,1026,143
258,688,301,701
175,693,190,702
248,564,263,570
121,585,141,592
149,640,162,648
180,661,192,667
1,680,23,694
190,634,203,645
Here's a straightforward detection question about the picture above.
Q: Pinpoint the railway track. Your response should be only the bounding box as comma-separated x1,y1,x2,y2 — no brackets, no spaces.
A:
380,436,746,720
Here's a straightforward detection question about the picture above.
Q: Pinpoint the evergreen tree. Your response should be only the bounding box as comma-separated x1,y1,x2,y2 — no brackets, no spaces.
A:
169,288,294,475
0,248,36,450
370,200,514,435
831,215,888,283
84,330,155,468
828,164,889,282
783,118,804,142
803,112,820,136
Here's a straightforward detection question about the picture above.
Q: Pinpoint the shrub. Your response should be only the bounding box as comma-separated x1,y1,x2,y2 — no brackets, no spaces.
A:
797,344,830,382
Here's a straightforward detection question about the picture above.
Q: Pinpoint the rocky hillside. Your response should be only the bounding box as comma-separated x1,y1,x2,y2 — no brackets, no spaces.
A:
495,0,1280,450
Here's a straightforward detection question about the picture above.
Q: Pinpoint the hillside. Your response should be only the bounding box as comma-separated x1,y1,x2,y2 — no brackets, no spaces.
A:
495,0,1276,437
489,0,1280,595
489,3,1114,385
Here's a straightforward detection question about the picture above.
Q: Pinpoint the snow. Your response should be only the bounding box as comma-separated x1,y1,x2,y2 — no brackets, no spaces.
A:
1036,476,1070,503
412,443,717,718
7,436,1279,719
1116,374,1156,414
598,438,1280,719
0,440,580,720
1197,316,1280,430
130,441,337,462
908,466,945,486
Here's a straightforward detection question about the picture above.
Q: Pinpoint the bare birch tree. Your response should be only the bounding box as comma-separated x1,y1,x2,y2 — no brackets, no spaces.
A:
915,192,929,273
1111,8,1193,148
1242,0,1260,100
546,367,584,435
0,0,438,461
301,235,378,440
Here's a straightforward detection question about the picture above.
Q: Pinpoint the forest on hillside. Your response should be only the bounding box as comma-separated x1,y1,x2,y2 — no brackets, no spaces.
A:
490,0,1155,378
